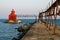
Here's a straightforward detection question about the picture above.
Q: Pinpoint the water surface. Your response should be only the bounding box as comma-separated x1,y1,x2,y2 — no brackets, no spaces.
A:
0,19,36,40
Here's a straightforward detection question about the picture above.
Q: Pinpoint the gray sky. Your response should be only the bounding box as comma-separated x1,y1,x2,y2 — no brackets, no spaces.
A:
0,0,59,19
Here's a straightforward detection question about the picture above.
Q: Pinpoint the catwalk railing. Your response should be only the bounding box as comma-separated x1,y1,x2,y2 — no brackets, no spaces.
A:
38,0,60,34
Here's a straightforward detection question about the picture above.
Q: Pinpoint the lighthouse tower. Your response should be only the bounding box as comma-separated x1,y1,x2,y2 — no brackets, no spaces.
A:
8,9,16,21
8,9,21,23
8,9,17,23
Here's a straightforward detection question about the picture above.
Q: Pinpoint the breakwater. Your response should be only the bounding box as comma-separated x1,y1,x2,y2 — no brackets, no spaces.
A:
12,21,36,40
20,21,60,40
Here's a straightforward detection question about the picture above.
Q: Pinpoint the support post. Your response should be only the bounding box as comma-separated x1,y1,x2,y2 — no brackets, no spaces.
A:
53,7,57,35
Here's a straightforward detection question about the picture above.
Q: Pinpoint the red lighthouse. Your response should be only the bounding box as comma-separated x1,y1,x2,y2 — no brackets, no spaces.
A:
8,9,16,21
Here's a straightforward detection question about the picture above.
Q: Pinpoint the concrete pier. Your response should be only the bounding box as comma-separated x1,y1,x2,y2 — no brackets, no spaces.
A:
21,22,60,40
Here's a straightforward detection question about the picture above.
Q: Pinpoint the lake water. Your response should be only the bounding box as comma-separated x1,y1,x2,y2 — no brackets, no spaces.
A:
46,19,60,26
0,19,36,40
0,19,60,40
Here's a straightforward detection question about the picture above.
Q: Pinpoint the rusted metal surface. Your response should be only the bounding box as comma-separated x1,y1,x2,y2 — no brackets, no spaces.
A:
38,0,60,34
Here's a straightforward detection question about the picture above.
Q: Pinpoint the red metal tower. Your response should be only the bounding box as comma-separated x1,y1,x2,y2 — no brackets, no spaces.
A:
8,9,16,21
